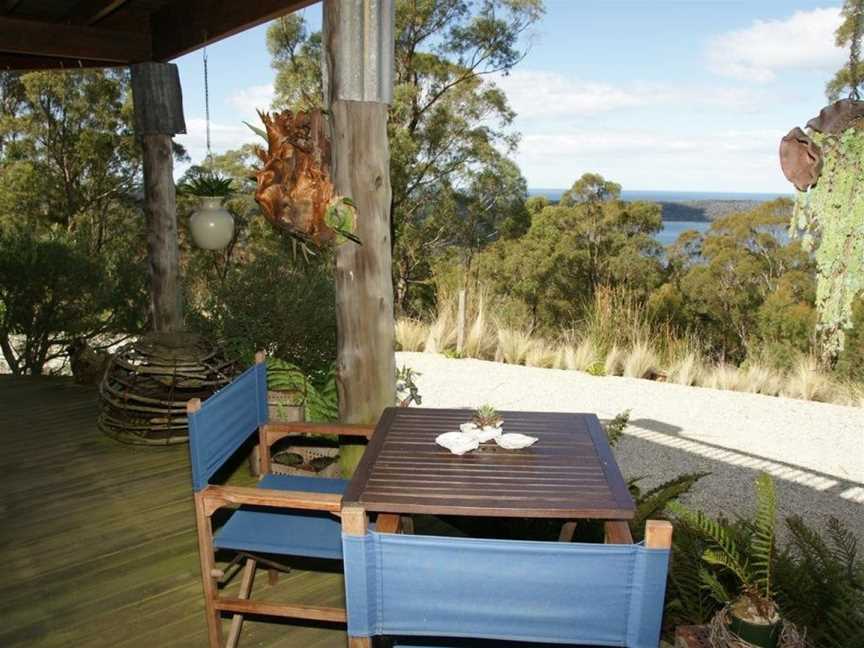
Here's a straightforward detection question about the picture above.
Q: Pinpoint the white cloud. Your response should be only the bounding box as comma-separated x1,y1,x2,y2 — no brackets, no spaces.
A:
707,7,845,82
227,83,275,118
494,70,766,120
514,128,787,192
175,117,259,168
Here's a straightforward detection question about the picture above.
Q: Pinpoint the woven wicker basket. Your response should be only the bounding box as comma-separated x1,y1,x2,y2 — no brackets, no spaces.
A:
266,391,341,479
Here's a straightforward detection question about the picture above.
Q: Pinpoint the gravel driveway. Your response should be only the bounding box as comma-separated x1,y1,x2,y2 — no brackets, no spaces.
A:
397,352,864,540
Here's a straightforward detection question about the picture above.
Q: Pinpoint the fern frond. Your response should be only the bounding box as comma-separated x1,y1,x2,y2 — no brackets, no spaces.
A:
752,473,777,599
703,548,751,587
669,501,750,585
699,567,732,605
827,516,859,577
632,472,709,532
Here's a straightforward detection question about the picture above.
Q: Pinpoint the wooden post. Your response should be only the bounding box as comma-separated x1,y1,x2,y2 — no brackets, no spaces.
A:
323,0,396,476
130,62,186,333
644,519,673,549
456,289,466,355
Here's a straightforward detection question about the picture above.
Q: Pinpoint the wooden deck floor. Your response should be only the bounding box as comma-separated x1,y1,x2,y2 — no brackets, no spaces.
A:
0,376,347,648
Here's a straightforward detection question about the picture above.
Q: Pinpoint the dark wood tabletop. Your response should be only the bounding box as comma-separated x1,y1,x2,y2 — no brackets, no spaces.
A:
343,407,635,519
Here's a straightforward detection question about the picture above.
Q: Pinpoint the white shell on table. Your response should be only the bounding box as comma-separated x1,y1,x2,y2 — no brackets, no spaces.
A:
459,421,502,442
494,433,538,450
436,431,480,455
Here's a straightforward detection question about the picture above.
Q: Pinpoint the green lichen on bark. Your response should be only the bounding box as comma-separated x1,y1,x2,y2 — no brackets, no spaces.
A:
792,127,864,356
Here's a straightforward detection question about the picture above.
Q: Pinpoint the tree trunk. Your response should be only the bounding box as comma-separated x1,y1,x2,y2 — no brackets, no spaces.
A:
330,100,396,475
140,133,183,333
130,62,186,335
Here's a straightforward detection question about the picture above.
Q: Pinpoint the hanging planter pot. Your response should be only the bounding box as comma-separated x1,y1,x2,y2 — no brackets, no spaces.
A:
179,173,236,250
189,196,234,250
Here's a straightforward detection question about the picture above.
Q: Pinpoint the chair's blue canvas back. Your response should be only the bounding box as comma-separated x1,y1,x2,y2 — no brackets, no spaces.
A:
343,531,670,648
188,362,268,492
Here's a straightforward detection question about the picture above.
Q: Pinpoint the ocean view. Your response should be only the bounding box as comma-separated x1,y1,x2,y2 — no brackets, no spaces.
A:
528,189,790,246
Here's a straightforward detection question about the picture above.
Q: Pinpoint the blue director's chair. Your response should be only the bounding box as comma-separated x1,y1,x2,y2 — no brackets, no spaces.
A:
341,507,673,648
187,352,382,648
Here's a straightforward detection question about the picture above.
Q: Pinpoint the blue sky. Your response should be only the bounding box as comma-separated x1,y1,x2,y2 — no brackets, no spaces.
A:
173,1,849,193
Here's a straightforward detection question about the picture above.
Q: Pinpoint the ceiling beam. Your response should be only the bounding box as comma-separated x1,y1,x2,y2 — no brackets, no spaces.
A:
151,0,316,62
68,0,131,26
0,53,110,71
0,16,150,63
2,0,24,15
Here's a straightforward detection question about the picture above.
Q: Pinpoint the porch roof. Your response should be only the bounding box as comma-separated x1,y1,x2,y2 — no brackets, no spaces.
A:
0,0,314,70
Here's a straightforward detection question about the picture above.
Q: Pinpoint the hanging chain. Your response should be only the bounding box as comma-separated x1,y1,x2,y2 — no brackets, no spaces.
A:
850,0,864,100
203,45,213,166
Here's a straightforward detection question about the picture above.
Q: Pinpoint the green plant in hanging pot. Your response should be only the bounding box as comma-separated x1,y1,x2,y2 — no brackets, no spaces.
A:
180,174,236,250
670,474,782,648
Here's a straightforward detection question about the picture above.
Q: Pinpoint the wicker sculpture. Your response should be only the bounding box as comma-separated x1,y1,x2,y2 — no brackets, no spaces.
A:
98,333,238,445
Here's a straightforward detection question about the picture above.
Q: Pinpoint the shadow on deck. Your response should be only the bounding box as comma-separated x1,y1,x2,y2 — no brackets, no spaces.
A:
0,376,346,648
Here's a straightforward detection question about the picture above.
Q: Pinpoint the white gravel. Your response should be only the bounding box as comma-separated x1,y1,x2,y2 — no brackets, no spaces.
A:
397,352,864,539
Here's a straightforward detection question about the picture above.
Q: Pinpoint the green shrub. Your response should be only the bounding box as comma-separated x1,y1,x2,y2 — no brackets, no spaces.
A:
188,248,336,375
0,229,147,375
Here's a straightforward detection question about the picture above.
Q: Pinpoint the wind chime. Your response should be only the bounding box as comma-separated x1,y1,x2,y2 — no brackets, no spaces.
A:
778,1,864,357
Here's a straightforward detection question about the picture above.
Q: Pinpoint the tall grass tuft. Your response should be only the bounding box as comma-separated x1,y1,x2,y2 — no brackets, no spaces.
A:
704,363,741,391
741,364,783,396
463,295,496,359
496,328,534,365
784,356,833,402
622,340,660,379
424,301,457,354
668,352,704,386
395,318,428,352
604,345,625,376
525,340,558,368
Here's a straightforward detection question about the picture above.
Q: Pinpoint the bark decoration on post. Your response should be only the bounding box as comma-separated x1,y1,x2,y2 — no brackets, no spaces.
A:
323,0,396,475
130,62,186,333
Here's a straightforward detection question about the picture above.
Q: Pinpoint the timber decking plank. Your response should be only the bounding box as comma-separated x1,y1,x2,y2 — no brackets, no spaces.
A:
0,375,346,647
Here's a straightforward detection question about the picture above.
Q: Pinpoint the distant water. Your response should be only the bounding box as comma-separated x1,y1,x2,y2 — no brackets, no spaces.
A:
528,188,789,246
657,221,710,246
529,188,789,203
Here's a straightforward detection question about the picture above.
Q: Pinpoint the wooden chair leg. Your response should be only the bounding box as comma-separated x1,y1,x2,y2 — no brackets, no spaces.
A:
194,492,224,648
226,558,256,648
558,521,577,542
268,568,279,585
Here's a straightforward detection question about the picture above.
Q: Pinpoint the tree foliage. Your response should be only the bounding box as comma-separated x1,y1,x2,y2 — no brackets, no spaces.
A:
476,173,662,329
266,1,543,314
650,199,815,364
0,69,151,374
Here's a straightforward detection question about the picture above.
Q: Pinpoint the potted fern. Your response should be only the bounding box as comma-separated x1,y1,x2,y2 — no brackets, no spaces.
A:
670,473,781,648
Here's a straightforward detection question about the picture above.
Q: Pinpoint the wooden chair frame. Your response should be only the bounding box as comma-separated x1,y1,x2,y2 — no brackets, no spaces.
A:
189,352,378,648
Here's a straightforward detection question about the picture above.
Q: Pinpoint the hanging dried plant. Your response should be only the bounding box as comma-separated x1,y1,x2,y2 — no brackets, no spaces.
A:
249,110,359,249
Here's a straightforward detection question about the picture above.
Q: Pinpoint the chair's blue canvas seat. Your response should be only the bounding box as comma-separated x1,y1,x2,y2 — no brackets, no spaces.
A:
214,474,348,559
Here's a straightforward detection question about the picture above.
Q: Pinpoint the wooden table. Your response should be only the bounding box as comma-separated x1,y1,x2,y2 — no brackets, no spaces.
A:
343,407,635,522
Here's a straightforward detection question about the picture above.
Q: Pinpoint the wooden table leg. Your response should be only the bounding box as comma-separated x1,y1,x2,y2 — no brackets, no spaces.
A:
342,505,371,648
